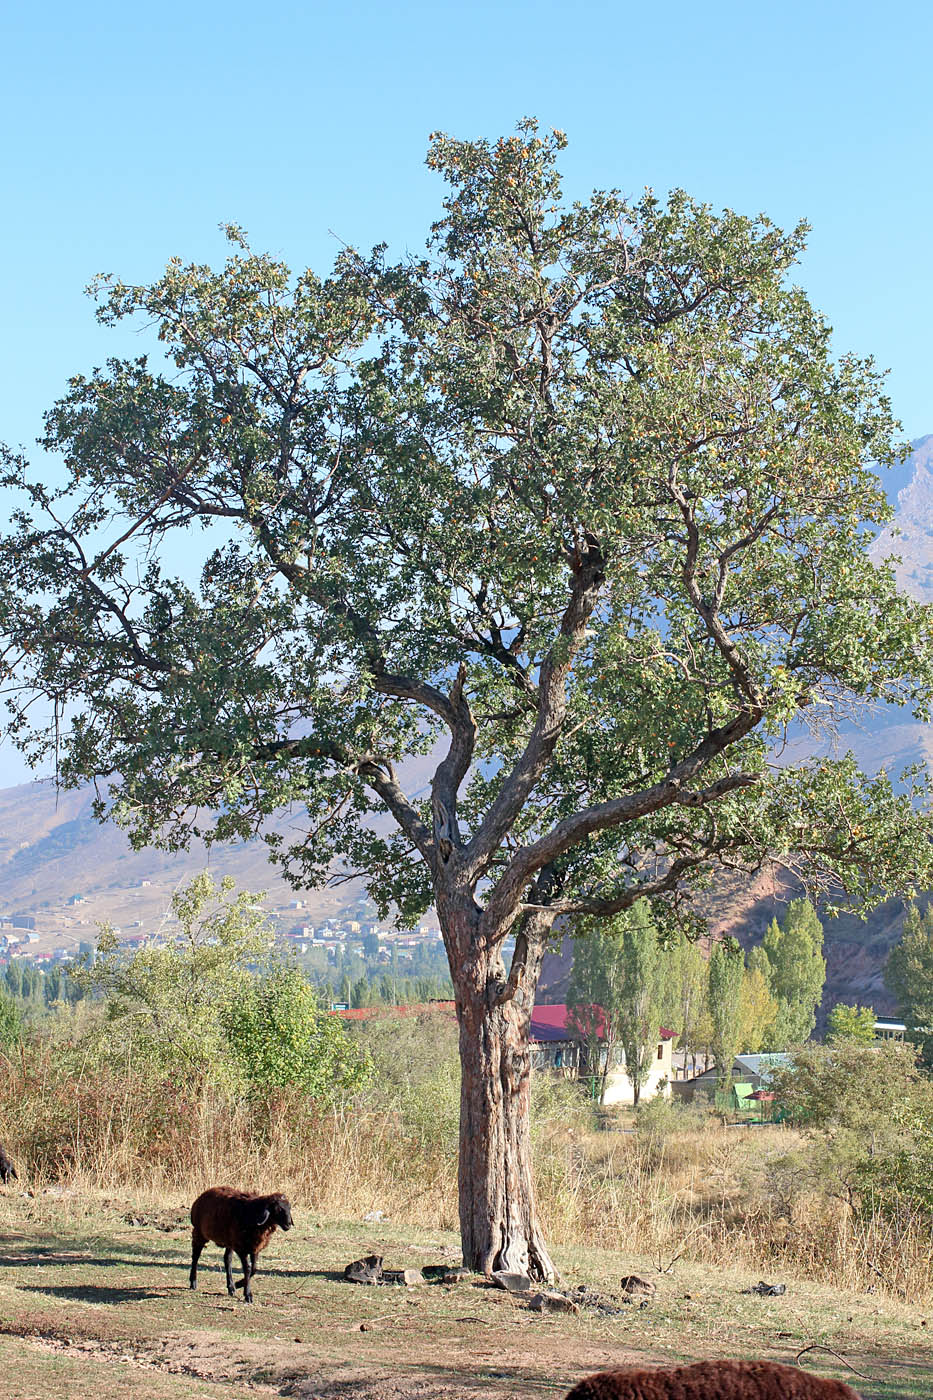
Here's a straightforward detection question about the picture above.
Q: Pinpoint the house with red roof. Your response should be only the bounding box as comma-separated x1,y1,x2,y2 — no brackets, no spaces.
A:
530,1002,676,1105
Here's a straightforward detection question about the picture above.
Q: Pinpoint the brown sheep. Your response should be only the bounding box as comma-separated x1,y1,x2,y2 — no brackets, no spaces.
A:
189,1186,292,1303
0,1143,17,1184
564,1360,861,1400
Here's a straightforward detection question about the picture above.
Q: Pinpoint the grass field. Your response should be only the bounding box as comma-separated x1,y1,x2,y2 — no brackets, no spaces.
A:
1,1188,930,1400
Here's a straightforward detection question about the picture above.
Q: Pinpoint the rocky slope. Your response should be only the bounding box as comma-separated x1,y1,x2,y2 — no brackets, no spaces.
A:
870,433,933,601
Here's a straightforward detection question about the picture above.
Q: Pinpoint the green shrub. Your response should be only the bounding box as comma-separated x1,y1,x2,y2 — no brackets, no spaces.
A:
634,1092,712,1149
771,1041,933,1224
0,991,23,1052
222,968,372,1104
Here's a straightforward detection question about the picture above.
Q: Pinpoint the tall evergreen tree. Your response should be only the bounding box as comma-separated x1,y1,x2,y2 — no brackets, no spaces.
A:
885,905,933,1067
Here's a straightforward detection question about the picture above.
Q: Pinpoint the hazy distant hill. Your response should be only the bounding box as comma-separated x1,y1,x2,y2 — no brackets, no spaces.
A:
0,772,436,946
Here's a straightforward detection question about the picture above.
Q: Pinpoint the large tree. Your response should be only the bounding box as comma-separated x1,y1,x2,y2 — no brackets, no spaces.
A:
3,123,933,1280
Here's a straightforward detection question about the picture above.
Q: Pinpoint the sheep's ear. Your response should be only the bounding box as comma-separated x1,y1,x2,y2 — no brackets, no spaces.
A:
254,1205,270,1227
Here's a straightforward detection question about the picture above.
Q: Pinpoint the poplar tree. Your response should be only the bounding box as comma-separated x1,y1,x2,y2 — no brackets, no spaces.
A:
708,942,745,1090
885,905,933,1067
737,964,779,1053
760,899,827,1044
613,902,662,1105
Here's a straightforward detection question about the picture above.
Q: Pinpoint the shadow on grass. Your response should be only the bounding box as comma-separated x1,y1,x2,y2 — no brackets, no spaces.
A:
855,1357,933,1400
17,1282,185,1304
0,1248,183,1271
302,1268,361,1285
279,1359,575,1398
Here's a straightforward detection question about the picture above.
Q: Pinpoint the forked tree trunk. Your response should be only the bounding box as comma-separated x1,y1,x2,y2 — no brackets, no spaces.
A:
454,970,557,1282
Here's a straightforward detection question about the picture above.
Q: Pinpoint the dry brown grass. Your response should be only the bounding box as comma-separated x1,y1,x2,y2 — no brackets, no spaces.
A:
533,1117,933,1302
1,1040,930,1305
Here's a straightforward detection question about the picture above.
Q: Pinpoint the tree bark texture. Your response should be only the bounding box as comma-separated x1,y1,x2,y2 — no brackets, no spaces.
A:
442,902,557,1283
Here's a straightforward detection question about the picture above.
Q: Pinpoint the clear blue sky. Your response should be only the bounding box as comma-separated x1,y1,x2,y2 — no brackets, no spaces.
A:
1,0,931,784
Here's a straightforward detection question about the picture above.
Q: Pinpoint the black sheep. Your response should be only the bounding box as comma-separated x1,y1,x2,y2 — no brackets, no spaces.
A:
189,1185,292,1303
0,1143,17,1184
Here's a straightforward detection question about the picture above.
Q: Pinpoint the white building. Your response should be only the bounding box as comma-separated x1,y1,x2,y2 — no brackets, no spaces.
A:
529,1003,675,1104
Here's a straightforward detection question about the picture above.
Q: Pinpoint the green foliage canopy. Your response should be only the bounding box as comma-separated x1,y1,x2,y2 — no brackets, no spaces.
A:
0,991,22,1053
2,122,933,957
223,967,372,1103
70,872,369,1101
71,873,270,1081
772,1042,933,1221
758,899,826,1045
737,964,778,1054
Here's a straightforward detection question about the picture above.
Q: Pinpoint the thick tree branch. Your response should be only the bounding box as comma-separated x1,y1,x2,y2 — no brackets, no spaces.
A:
465,538,605,879
521,854,706,920
480,715,762,943
493,864,559,1008
250,734,435,864
669,472,764,706
431,664,476,864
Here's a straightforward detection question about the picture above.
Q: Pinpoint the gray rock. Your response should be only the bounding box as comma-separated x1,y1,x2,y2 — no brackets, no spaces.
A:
528,1290,580,1314
490,1270,534,1293
382,1268,421,1287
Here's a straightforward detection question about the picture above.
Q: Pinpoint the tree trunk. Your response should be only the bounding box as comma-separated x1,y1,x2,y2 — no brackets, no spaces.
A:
598,1043,611,1105
440,898,557,1283
455,973,557,1282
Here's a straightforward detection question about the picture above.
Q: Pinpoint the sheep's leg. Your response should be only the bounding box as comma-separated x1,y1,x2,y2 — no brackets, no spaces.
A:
224,1248,237,1296
240,1253,254,1303
233,1252,257,1292
189,1232,206,1290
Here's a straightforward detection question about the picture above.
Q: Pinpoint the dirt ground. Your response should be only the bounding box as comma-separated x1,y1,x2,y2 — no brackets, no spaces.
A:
1,1192,930,1400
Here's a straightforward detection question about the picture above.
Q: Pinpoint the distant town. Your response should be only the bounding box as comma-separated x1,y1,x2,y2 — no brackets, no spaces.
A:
0,881,447,979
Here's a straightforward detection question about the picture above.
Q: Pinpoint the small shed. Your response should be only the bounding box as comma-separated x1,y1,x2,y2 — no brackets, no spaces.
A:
675,1052,791,1101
